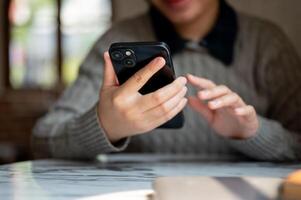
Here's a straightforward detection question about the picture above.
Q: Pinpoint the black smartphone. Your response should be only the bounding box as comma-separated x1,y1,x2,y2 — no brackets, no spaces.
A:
109,41,184,129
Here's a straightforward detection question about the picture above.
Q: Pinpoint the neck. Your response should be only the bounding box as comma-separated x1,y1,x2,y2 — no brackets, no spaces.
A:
175,1,220,41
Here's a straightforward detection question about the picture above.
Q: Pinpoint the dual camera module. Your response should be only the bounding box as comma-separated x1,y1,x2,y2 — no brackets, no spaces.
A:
111,49,136,68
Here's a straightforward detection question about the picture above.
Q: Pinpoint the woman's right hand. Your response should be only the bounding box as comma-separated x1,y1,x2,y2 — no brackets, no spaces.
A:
98,52,188,143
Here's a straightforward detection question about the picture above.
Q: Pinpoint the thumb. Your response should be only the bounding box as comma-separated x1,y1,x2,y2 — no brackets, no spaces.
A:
102,51,118,88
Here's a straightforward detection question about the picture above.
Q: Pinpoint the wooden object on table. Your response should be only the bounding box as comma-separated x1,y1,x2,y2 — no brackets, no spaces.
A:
281,170,301,200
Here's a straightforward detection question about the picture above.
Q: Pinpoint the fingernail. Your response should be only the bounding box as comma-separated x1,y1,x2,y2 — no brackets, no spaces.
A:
235,108,242,114
188,74,195,78
179,77,187,85
210,100,220,107
201,91,210,98
104,51,109,57
155,57,165,64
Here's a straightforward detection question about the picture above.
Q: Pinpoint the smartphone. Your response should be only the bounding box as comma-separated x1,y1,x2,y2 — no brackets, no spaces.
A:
109,42,184,129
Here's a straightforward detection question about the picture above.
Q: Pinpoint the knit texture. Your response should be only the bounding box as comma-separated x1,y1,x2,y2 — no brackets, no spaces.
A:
33,12,301,161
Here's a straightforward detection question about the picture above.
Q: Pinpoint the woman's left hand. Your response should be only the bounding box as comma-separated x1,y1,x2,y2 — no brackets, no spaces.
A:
186,74,259,140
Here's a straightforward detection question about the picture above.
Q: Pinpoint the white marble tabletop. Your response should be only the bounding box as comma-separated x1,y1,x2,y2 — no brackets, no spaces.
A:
0,154,300,200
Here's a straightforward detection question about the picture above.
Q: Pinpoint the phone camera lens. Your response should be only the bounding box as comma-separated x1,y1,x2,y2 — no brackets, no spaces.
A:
124,59,135,67
125,50,132,56
111,51,123,61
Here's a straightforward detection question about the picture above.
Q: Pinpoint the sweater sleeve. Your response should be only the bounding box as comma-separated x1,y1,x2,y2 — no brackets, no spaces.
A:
228,23,301,161
32,36,130,159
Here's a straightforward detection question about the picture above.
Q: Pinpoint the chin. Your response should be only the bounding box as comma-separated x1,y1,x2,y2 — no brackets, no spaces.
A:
152,0,209,25
165,10,200,24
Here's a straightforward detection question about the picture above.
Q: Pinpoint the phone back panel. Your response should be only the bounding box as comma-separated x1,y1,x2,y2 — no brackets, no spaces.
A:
109,42,175,94
109,42,184,129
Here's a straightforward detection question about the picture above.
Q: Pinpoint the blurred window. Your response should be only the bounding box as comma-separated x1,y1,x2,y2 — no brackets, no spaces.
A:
62,0,111,85
9,0,57,89
8,0,112,89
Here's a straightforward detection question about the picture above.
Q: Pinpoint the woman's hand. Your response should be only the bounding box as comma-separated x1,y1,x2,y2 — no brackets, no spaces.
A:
98,52,188,143
187,74,259,140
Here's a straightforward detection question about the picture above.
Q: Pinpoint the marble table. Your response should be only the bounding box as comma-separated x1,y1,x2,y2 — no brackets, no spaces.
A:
0,154,300,200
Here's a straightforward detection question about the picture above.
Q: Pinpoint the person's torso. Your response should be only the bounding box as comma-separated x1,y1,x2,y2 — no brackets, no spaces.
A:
97,12,271,158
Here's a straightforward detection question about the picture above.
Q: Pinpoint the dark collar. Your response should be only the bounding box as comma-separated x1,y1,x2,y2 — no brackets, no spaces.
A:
149,0,238,66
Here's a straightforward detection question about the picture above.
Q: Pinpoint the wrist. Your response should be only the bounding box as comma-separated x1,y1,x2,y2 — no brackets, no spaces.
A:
96,105,124,143
229,128,258,140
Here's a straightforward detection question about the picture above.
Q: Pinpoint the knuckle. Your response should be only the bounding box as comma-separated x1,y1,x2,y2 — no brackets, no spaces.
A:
160,103,170,114
147,63,157,73
131,121,142,132
120,108,130,118
231,92,239,100
249,105,255,112
181,87,188,96
164,112,174,121
220,85,229,92
125,111,140,125
140,123,151,132
174,79,184,88
207,80,215,86
127,111,136,120
112,94,123,107
133,119,149,132
132,73,143,84
145,62,158,76
152,92,163,103
231,94,240,104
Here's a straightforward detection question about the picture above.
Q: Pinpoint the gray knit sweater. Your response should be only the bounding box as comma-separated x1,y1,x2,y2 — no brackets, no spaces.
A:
33,12,301,161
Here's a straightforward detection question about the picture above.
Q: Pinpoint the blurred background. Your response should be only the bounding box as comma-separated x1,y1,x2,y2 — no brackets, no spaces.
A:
0,0,300,164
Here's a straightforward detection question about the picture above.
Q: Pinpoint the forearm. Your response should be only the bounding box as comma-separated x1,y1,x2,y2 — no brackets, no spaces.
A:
227,116,300,161
32,104,130,159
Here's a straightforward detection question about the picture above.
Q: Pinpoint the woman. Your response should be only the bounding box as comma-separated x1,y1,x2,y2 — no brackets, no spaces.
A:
33,0,301,161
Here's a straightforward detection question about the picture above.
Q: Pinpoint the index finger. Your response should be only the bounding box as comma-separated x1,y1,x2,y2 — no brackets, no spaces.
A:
121,57,166,92
186,74,216,89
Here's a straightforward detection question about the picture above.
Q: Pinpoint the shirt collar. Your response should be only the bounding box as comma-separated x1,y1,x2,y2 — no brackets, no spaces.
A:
149,0,238,66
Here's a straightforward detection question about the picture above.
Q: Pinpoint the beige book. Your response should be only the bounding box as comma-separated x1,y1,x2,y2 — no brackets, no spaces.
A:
153,176,282,200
